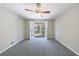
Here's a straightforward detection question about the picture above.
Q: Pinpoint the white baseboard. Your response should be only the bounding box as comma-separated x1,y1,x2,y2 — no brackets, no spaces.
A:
0,39,24,54
24,37,54,39
55,38,79,56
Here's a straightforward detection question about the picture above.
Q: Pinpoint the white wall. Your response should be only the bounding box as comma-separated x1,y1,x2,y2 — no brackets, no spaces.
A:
0,5,26,52
48,20,54,38
25,20,30,38
25,20,54,39
55,5,79,55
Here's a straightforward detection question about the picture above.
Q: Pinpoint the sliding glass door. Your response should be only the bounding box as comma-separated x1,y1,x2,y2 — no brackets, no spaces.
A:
30,21,48,40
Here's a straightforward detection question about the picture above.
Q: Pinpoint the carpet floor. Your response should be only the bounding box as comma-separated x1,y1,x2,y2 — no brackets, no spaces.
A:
0,38,77,56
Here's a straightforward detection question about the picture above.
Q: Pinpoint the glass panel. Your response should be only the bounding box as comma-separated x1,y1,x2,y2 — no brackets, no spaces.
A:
30,21,48,40
34,23,45,38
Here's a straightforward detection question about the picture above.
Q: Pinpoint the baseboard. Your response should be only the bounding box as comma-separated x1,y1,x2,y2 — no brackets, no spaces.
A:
24,37,30,39
55,38,79,56
24,37,55,40
47,38,55,39
0,39,24,54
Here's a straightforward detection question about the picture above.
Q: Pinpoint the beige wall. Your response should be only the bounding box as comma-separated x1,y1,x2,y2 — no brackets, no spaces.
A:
25,20,54,38
55,5,79,55
0,5,26,52
48,20,54,38
25,20,30,38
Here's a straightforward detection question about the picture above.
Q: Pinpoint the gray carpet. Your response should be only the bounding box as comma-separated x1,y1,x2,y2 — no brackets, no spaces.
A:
0,38,77,56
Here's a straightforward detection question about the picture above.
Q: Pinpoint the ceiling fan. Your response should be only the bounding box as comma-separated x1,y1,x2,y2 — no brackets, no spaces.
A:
25,3,50,14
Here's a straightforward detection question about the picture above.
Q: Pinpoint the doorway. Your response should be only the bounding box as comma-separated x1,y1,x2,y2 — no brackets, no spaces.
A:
30,21,48,40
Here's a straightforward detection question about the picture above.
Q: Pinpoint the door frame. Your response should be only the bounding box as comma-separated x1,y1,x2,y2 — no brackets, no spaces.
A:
30,21,48,40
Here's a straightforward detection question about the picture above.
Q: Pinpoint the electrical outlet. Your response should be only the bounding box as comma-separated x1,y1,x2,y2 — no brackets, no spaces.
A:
11,41,14,44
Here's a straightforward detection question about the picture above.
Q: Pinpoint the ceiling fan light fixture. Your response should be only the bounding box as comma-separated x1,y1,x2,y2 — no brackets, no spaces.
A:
25,3,50,17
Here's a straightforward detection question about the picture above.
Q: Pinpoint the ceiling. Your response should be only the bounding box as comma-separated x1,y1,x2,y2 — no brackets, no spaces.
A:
1,3,77,20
